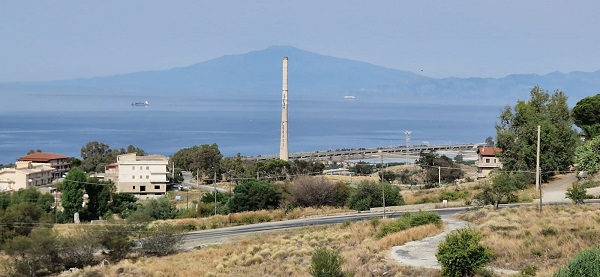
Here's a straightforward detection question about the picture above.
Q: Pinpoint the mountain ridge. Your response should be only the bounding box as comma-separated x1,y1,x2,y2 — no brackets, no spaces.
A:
1,46,599,104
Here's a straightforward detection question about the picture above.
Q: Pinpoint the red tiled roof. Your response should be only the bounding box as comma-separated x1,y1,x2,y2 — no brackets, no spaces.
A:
18,152,70,162
106,162,118,168
477,147,502,156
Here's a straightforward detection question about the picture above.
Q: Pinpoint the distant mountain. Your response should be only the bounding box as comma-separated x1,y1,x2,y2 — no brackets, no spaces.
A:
1,46,599,104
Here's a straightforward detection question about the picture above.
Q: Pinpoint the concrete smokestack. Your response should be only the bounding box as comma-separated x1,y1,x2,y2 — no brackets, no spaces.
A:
280,57,289,161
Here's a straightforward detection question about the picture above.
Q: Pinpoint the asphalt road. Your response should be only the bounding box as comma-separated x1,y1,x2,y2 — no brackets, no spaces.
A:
181,207,468,248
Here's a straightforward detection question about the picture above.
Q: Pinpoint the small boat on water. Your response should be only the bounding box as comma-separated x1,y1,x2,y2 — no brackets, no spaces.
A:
132,101,149,106
344,95,356,100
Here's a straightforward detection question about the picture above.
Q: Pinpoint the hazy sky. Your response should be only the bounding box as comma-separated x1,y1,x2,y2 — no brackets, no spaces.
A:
2,1,600,82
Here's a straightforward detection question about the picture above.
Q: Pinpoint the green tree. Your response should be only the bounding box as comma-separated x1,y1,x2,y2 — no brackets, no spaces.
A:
496,86,578,182
80,141,145,173
170,144,223,178
0,203,53,245
80,141,112,173
228,179,280,213
309,248,345,277
346,181,403,211
256,159,291,180
61,168,87,221
475,172,528,209
9,188,54,213
572,93,600,139
352,162,373,175
109,193,138,218
436,228,493,277
417,151,464,185
575,136,600,175
380,170,396,183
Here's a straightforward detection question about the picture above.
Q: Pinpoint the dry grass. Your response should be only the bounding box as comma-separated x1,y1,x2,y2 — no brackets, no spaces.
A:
456,204,600,275
66,218,444,277
148,206,351,231
401,183,479,205
322,174,378,183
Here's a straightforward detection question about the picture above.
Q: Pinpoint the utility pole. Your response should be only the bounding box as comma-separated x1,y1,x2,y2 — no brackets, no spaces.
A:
379,150,386,219
438,166,441,187
536,125,542,212
214,171,217,216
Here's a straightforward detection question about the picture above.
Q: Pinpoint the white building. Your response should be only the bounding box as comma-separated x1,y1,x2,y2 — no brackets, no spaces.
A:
0,161,55,192
116,153,169,199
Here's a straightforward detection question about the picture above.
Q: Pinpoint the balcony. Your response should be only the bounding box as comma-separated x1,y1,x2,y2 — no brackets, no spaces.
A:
475,161,502,168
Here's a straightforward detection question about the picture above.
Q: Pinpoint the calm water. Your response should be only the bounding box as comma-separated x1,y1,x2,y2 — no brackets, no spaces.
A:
0,91,502,164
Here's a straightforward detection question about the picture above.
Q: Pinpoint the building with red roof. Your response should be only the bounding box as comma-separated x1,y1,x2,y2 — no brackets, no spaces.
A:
476,147,502,179
18,152,71,180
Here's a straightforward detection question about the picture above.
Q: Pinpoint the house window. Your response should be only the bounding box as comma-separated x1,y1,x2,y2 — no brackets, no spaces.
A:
132,175,135,179
146,175,149,179
140,186,146,192
146,166,149,170
154,185,160,190
133,186,136,190
140,166,143,170
132,166,135,170
485,158,490,163
140,175,143,180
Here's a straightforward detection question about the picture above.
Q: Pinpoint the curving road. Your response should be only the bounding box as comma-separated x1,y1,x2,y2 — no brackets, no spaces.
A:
181,207,468,248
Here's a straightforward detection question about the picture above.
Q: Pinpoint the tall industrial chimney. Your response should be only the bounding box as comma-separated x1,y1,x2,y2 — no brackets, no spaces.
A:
280,57,289,161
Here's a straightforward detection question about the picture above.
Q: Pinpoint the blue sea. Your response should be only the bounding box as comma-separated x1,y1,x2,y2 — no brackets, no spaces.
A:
0,91,503,164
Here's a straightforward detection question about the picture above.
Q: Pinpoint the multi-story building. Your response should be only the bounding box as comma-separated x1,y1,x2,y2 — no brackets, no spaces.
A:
476,147,503,179
0,161,55,192
18,152,71,180
116,153,169,199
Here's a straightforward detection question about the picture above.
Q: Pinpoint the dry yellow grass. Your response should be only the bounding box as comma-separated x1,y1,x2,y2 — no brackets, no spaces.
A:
456,204,600,275
67,218,444,277
148,206,351,231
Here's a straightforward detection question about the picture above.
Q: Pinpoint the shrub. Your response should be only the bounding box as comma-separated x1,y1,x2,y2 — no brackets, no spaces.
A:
228,180,281,213
554,247,600,277
139,223,184,257
309,248,345,277
436,228,493,277
58,228,101,269
128,197,179,222
2,228,60,277
346,181,403,211
376,211,441,238
288,176,346,207
95,223,136,262
566,184,590,204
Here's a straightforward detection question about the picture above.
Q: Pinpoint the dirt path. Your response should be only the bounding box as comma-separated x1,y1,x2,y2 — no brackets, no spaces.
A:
389,217,520,275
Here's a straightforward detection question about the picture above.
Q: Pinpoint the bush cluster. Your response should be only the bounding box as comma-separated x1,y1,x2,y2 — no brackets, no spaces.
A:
554,247,600,277
376,211,442,238
309,247,345,277
0,222,183,277
436,228,493,277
